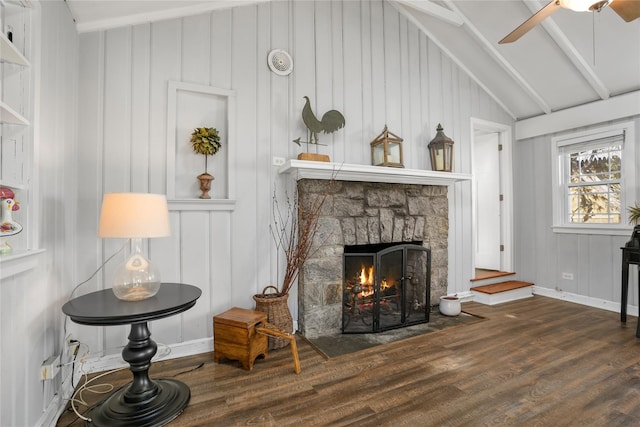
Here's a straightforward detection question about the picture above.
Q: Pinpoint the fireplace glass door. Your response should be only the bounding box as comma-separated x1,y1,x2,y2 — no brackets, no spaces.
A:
342,243,430,333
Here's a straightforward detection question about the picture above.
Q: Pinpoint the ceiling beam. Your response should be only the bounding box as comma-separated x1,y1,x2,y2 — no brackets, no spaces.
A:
515,90,639,140
394,0,464,27
443,0,551,115
71,0,270,33
523,0,610,100
392,2,517,119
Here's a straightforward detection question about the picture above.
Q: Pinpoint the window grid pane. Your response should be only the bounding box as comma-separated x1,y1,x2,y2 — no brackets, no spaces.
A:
566,144,622,224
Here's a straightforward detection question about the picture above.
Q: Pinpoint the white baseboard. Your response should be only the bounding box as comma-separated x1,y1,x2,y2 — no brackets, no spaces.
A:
82,337,214,375
451,291,475,302
39,354,90,426
37,366,79,427
35,392,64,427
532,286,638,317
469,284,637,316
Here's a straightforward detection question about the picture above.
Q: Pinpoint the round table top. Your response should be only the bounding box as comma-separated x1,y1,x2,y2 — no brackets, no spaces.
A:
62,283,202,326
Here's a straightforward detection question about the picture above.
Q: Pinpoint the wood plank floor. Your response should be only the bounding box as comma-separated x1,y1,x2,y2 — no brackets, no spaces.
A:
57,296,640,426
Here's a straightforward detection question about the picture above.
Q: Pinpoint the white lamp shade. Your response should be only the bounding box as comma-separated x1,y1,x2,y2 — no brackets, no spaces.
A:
98,193,170,238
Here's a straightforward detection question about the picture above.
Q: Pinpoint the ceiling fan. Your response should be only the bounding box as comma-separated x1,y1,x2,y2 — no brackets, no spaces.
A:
499,0,640,44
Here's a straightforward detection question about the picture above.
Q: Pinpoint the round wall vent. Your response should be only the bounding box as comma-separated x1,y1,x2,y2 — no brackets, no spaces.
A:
267,49,293,76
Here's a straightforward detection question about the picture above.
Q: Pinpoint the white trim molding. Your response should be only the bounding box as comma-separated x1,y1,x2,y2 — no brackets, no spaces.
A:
279,160,472,186
533,286,637,317
470,118,514,273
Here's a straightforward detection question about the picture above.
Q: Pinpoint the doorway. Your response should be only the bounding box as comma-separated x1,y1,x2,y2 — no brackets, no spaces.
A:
471,119,513,278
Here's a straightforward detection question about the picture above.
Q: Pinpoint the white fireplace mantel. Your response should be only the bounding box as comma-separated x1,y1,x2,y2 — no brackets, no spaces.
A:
279,160,472,186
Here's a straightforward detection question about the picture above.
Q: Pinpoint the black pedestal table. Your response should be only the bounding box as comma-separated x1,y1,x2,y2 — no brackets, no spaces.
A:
62,283,201,426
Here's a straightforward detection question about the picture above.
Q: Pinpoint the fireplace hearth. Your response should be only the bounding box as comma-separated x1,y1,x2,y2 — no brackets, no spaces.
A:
343,242,430,333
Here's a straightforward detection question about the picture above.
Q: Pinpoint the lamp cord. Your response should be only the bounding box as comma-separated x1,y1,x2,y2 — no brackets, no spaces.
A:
63,239,129,341
69,239,129,299
60,240,130,392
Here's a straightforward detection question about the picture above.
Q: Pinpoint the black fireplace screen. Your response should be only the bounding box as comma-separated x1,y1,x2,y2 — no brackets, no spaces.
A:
342,243,430,333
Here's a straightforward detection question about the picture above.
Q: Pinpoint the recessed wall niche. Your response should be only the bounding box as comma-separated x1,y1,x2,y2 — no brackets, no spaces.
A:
166,81,236,207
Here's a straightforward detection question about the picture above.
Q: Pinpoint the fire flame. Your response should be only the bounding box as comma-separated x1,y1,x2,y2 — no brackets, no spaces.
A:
356,265,375,297
351,264,395,299
359,265,374,285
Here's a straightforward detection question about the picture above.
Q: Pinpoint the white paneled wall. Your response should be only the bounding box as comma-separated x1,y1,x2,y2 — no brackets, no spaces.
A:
73,0,513,361
513,116,640,310
0,1,79,426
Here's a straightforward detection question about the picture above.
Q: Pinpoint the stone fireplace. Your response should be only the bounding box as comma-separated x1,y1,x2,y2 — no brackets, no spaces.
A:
295,176,449,339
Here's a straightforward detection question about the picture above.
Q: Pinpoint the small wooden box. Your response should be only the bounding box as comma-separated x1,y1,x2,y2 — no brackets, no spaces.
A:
213,307,268,371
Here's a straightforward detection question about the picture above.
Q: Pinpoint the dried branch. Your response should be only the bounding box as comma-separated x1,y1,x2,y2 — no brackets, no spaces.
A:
271,174,337,296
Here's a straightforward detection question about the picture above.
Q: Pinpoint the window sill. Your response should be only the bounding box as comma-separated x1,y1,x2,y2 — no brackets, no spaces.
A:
0,249,45,280
552,225,633,236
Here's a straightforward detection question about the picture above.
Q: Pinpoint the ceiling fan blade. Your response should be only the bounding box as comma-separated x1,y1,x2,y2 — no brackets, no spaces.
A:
499,0,561,44
609,0,640,22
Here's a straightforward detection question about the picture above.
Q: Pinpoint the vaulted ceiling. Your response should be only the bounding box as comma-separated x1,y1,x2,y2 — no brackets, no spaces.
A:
65,0,640,122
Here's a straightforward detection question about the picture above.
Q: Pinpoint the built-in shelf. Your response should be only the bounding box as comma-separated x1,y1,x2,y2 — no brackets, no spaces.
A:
0,179,26,190
0,249,45,280
168,199,237,212
0,100,29,125
279,159,473,186
0,31,30,66
0,0,34,262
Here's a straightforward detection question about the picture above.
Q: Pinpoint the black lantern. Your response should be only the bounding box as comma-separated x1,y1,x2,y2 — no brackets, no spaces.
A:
370,125,403,168
428,124,454,172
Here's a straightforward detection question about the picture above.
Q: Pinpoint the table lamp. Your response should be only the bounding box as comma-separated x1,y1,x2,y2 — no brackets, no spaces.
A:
98,193,170,301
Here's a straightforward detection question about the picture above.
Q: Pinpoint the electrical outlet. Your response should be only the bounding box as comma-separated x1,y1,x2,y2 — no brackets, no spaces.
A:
562,272,574,280
41,354,60,380
272,156,286,166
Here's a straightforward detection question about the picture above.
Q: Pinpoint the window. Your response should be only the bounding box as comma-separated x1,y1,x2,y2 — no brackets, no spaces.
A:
565,138,622,224
552,122,636,235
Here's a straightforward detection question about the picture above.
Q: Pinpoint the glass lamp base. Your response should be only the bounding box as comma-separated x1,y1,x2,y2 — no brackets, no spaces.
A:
112,240,161,301
112,280,161,301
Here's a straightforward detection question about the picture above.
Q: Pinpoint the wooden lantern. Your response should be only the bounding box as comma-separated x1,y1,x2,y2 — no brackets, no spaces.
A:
370,125,404,168
428,123,454,172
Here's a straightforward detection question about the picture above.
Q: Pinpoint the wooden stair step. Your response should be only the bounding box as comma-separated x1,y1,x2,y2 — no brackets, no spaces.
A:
471,280,534,295
471,270,515,282
470,280,534,305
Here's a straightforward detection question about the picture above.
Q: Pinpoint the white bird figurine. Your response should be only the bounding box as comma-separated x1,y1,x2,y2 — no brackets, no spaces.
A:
1,198,22,236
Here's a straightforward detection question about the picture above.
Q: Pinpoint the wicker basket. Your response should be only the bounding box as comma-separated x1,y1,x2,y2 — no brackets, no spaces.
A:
253,286,294,350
